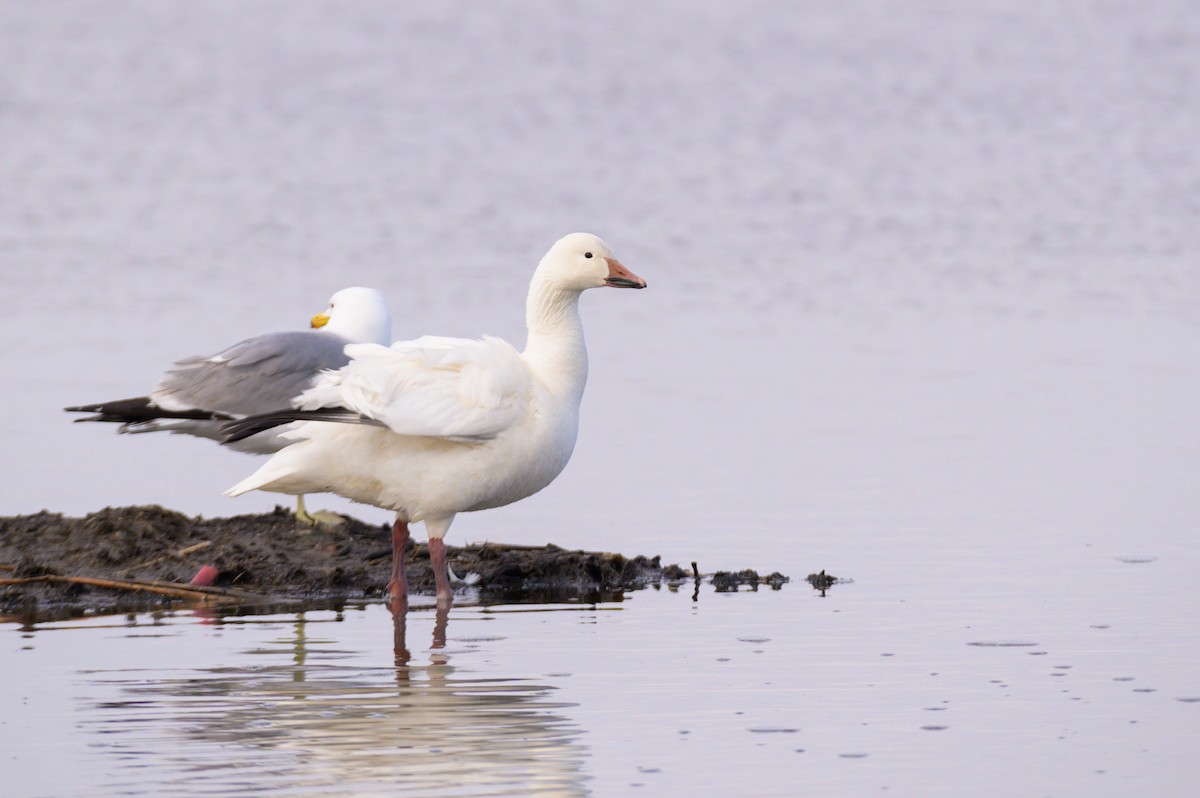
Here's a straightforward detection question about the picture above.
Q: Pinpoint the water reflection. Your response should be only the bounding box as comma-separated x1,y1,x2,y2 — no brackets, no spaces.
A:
390,601,449,667
82,609,589,797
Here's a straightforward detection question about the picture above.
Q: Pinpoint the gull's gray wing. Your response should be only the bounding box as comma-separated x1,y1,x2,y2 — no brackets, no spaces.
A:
151,330,353,417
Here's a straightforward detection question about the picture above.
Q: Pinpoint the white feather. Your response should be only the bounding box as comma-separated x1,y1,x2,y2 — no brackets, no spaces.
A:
296,336,529,442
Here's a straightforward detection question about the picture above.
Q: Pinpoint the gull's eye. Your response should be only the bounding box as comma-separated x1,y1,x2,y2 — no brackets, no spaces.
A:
584,252,593,259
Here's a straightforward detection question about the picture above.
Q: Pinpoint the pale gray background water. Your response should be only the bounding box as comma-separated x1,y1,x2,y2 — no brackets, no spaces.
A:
2,1,1198,796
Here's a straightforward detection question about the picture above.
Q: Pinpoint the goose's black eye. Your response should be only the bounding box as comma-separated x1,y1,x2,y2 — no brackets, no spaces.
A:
584,252,593,259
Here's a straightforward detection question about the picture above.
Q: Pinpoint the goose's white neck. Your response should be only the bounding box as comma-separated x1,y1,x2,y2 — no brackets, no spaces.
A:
522,275,588,403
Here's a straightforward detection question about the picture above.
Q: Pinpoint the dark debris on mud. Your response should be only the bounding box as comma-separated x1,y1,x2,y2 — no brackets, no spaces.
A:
710,569,790,592
1,505,791,618
806,570,839,590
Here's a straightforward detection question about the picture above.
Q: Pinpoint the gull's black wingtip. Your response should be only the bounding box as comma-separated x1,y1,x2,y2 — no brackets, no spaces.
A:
65,397,234,424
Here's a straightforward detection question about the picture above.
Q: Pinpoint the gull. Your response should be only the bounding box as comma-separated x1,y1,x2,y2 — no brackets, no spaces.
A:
66,287,392,524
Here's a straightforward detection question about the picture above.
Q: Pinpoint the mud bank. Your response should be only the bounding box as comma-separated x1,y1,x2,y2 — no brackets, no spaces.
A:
1,506,790,618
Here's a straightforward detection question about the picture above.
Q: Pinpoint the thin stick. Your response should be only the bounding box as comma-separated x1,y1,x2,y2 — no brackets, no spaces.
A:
0,574,262,603
136,578,266,601
121,540,213,573
458,542,563,552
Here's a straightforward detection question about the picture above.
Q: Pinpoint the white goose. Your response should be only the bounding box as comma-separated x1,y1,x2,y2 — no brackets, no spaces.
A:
66,287,393,524
223,233,646,609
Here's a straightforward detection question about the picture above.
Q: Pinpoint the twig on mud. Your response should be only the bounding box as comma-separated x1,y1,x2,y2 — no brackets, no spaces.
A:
459,542,563,552
365,540,568,564
135,578,267,600
0,574,265,604
120,540,213,574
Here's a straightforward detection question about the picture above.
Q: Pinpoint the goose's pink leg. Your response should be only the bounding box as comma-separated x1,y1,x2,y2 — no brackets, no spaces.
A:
388,519,410,613
428,537,453,610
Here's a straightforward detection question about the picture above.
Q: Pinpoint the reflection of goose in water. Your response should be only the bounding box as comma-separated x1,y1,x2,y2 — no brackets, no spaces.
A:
82,609,588,797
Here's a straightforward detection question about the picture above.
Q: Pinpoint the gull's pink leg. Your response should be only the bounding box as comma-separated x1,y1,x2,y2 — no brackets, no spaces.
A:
388,519,410,614
428,537,453,610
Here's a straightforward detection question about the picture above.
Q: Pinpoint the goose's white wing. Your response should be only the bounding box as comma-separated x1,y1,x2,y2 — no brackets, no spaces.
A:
296,335,531,442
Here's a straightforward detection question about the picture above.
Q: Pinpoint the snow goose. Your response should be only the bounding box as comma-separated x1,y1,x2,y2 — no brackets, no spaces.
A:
223,233,646,609
65,287,393,524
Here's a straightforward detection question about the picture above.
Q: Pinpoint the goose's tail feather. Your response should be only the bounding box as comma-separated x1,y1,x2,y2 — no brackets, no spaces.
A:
221,407,383,445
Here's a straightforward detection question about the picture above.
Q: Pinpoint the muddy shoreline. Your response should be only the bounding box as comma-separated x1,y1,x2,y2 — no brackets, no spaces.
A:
1,505,792,620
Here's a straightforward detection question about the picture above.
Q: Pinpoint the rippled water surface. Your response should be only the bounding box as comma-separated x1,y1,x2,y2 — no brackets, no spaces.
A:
3,0,1199,795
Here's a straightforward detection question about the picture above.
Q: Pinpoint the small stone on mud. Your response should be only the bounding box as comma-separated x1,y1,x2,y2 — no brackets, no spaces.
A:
188,565,219,586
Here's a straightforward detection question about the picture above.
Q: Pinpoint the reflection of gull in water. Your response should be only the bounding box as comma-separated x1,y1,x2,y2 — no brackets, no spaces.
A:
81,608,588,797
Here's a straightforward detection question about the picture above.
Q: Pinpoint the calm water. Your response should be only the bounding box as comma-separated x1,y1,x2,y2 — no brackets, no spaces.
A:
3,1,1199,795
7,578,1200,797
